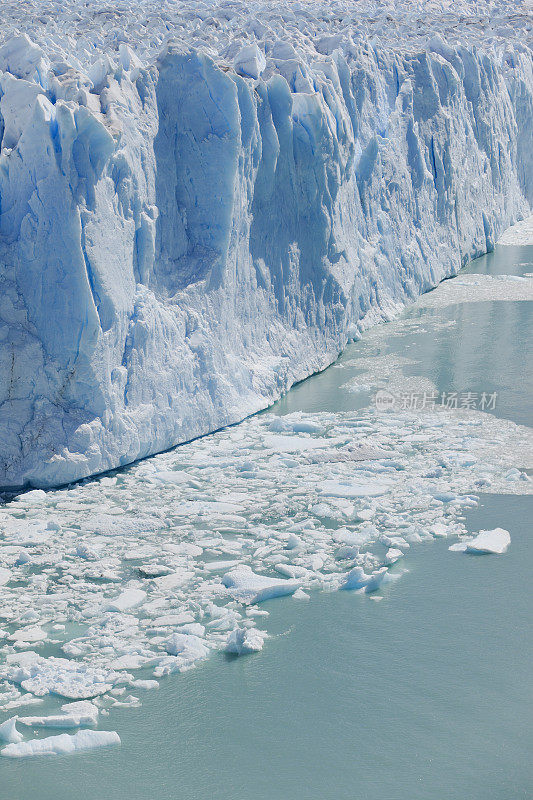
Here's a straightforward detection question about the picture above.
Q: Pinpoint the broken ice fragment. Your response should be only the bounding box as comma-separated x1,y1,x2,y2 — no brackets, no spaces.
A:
104,589,146,612
226,627,266,655
450,528,511,555
1,730,120,758
233,44,266,79
0,717,23,744
222,567,299,604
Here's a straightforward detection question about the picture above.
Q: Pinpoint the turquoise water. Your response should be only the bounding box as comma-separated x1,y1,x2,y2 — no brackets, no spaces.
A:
1,243,532,799
3,496,532,800
274,244,533,427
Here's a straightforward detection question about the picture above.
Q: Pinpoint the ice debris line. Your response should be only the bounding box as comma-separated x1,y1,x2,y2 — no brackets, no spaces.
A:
0,405,531,751
0,0,532,488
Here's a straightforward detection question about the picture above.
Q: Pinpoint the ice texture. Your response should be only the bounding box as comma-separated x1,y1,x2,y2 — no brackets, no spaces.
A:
0,568,11,586
497,213,533,245
4,653,119,699
0,1,532,487
222,567,300,603
226,627,266,655
1,729,120,758
450,527,511,554
0,717,23,744
0,391,531,729
18,700,99,728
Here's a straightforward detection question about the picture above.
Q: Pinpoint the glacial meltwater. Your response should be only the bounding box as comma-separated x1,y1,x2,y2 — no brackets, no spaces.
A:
1,237,532,799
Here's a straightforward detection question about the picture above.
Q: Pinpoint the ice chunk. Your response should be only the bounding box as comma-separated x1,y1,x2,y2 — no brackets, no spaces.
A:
152,571,194,591
14,490,47,504
450,528,511,555
343,566,388,593
385,548,404,564
1,730,120,758
226,627,266,655
104,589,146,612
8,626,47,643
18,700,99,728
164,633,209,661
4,654,117,699
233,44,266,79
262,435,327,453
321,480,391,498
137,564,173,578
0,717,23,744
0,569,11,587
222,567,299,604
284,534,302,550
130,680,159,691
75,544,99,560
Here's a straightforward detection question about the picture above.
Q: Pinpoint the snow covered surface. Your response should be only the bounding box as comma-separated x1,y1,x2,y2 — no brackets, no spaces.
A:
0,0,532,487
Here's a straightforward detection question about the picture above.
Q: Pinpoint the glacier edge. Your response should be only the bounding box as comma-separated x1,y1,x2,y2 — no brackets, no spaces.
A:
0,26,532,489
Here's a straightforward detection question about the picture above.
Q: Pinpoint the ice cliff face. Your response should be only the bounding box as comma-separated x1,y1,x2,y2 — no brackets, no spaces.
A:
0,1,532,488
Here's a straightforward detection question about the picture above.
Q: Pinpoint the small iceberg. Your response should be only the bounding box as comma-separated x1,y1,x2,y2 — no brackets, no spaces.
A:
1,729,120,758
226,627,266,655
222,567,299,604
449,528,511,555
0,717,23,744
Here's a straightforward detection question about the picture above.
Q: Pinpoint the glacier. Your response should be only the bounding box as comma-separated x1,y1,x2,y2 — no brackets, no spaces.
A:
0,0,532,488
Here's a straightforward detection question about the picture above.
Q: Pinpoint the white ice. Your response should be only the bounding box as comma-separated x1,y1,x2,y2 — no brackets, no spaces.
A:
226,627,267,655
0,0,531,489
222,567,300,604
18,700,99,729
450,528,511,554
1,729,120,758
498,215,533,246
0,283,531,736
0,717,23,744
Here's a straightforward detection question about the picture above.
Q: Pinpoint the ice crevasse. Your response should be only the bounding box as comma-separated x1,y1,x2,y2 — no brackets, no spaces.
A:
0,1,532,488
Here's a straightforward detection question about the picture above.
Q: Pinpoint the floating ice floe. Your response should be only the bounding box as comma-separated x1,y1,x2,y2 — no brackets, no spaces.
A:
3,653,119,699
222,567,300,604
1,730,120,758
226,627,267,655
0,406,530,732
449,528,511,555
416,274,533,308
18,700,99,729
321,479,392,498
0,717,23,744
104,589,147,612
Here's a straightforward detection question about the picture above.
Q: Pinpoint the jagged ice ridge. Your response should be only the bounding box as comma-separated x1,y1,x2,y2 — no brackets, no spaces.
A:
0,0,532,487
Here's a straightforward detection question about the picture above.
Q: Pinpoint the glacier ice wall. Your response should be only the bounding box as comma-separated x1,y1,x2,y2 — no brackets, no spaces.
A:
0,2,532,488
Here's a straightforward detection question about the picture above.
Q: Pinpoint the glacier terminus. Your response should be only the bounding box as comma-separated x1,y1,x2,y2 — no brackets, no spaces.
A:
0,0,532,488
